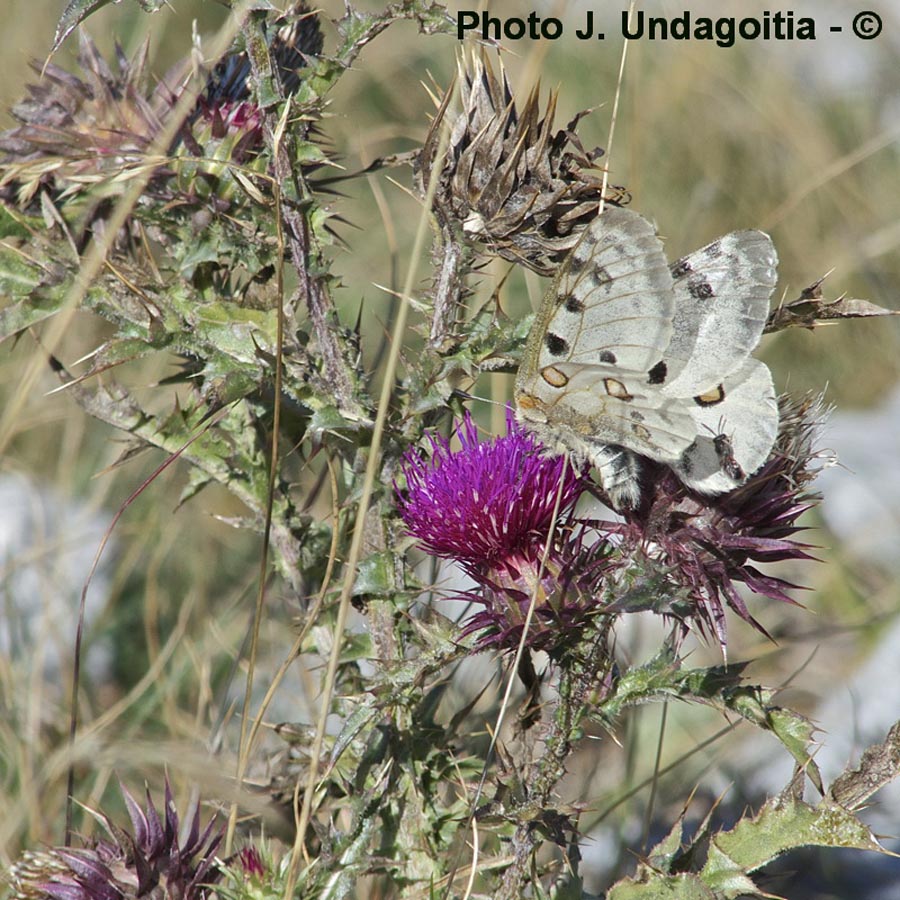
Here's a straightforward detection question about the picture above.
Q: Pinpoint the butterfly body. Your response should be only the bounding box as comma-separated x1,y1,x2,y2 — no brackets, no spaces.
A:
515,207,779,509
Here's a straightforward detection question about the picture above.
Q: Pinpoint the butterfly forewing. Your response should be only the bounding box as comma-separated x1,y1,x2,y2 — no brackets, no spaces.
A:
528,207,676,376
661,231,777,397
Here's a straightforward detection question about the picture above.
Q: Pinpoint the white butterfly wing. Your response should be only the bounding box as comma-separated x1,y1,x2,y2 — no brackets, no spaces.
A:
535,362,698,461
516,360,700,510
515,206,780,509
535,206,675,374
661,231,778,397
674,359,779,494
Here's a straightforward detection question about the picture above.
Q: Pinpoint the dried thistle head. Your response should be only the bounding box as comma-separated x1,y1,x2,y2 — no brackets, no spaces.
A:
417,51,628,276
0,31,167,210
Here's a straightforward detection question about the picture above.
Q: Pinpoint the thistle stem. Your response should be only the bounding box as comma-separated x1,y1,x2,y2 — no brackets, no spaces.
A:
498,631,610,899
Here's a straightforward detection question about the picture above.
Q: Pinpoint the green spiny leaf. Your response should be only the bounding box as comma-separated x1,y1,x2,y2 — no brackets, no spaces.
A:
354,551,396,598
607,872,716,900
53,0,118,54
702,797,881,898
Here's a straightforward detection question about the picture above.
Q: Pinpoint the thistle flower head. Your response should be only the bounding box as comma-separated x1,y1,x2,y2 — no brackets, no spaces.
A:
0,4,323,222
193,3,324,152
0,31,164,208
417,51,629,276
7,781,221,900
396,409,582,570
617,394,830,648
236,846,266,879
396,411,616,653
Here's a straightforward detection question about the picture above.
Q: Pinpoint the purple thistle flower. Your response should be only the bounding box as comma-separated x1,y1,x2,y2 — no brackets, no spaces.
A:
8,780,222,900
396,411,616,653
397,397,826,655
193,98,265,145
237,846,266,879
396,410,582,570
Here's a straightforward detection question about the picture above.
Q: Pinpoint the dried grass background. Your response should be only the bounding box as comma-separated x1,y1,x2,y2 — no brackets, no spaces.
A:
1,0,899,893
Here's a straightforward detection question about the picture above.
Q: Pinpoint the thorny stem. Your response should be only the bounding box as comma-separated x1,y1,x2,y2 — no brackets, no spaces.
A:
497,630,612,900
428,214,470,350
245,16,367,425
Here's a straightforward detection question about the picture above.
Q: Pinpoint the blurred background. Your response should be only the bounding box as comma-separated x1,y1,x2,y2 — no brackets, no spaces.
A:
1,0,899,895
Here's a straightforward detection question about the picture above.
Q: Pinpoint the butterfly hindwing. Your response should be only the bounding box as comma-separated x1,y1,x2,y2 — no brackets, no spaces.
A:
515,361,699,510
661,231,777,397
532,362,696,459
674,359,779,494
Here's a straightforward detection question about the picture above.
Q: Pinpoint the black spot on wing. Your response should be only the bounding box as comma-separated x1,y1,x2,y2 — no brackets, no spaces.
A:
564,295,585,313
592,265,612,287
671,258,693,279
599,350,617,364
679,441,697,476
647,360,668,385
688,278,715,300
545,333,569,356
568,251,588,275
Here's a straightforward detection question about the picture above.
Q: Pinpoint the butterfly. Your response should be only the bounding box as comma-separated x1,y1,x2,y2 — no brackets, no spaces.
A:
515,206,779,510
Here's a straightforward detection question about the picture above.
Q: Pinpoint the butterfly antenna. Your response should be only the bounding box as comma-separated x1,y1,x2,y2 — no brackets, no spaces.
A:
599,0,638,217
